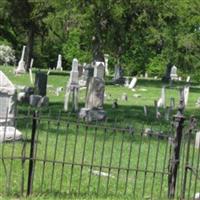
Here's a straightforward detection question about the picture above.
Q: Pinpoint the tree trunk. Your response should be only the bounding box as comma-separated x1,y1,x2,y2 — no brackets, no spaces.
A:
25,26,35,71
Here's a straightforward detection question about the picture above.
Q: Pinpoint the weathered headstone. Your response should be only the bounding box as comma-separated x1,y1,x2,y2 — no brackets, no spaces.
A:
112,65,124,84
112,99,118,108
64,58,79,111
145,72,148,79
129,77,137,89
15,46,26,74
56,54,63,71
184,86,190,106
157,86,166,108
79,63,106,121
104,54,109,76
186,76,190,82
34,72,48,96
121,93,128,101
124,77,129,87
0,71,17,125
0,126,22,143
170,65,178,80
29,58,34,84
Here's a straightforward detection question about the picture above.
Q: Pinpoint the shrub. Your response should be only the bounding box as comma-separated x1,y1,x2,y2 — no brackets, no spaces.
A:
0,45,16,65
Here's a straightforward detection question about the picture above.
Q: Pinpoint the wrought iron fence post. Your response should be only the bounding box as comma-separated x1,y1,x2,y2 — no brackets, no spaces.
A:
181,117,196,199
168,90,185,199
27,111,37,196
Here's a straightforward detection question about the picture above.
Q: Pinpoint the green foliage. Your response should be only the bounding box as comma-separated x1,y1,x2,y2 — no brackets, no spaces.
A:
0,0,200,77
147,55,167,76
62,28,91,64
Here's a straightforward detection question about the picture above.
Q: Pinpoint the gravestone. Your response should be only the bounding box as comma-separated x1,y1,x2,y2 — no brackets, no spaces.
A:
56,54,63,71
64,58,79,111
145,72,148,78
104,54,109,75
186,76,190,82
184,86,190,106
170,65,178,80
34,72,47,97
16,46,26,74
112,65,125,84
129,77,137,89
0,71,17,125
124,77,129,87
79,63,106,121
0,126,22,143
121,93,128,101
157,86,166,108
29,58,34,84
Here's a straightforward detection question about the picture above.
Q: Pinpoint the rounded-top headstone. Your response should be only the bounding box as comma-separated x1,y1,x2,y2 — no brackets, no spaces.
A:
72,58,79,71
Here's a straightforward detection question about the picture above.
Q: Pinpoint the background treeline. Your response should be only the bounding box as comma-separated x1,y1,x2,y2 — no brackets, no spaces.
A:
0,0,200,78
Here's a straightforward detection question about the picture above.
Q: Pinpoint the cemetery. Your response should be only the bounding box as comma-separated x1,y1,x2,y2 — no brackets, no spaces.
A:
0,1,200,199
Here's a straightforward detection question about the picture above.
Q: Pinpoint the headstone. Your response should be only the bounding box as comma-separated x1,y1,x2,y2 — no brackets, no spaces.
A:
64,58,79,111
112,65,125,84
186,76,190,82
29,95,49,107
129,77,137,89
170,65,178,80
86,65,105,109
15,46,26,74
124,77,129,87
154,100,161,119
195,131,200,149
157,86,166,108
79,63,106,121
121,93,128,101
104,54,109,75
112,99,118,108
56,54,63,71
29,58,34,84
94,62,105,80
184,86,190,106
55,87,63,96
34,72,48,96
145,72,148,78
0,126,22,143
0,71,17,125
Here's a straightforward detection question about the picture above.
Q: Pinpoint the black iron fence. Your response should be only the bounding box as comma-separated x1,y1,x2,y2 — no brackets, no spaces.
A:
0,111,199,199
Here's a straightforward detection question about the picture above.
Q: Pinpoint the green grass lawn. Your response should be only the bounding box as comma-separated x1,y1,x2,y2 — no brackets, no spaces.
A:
0,66,200,199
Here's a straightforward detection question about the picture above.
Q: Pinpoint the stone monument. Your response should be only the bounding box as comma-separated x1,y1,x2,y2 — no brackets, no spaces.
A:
104,54,109,76
170,65,178,80
64,58,79,111
79,63,106,121
56,54,63,71
112,65,125,84
15,46,26,74
157,86,166,108
34,72,48,96
0,71,17,125
129,77,137,89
